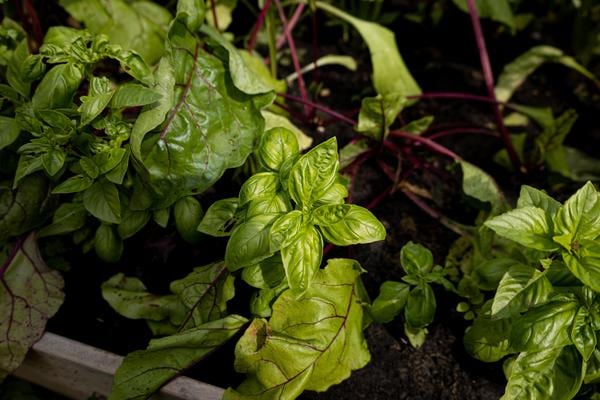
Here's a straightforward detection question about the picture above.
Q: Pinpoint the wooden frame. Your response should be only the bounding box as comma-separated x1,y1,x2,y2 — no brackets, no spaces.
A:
13,332,225,400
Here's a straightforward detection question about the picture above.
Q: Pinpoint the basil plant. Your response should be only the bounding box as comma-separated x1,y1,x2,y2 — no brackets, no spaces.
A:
199,128,386,294
463,182,600,400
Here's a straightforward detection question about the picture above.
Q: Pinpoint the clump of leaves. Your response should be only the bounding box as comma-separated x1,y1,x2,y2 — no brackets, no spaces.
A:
369,241,454,347
462,182,600,400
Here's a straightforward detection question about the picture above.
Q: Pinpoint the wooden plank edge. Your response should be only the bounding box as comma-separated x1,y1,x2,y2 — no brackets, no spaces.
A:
12,332,225,400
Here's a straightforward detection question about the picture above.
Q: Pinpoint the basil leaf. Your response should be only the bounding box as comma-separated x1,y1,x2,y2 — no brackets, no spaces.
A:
0,117,20,150
405,283,436,329
517,185,561,221
225,214,278,271
257,127,300,172
241,255,285,290
239,172,280,206
280,226,323,295
173,196,203,243
0,235,64,381
32,63,84,110
110,315,247,400
400,241,434,276
464,312,511,362
315,204,386,246
485,207,558,252
38,202,87,238
83,180,122,224
269,210,305,253
105,147,130,185
152,208,170,228
110,83,162,109
245,193,291,219
562,241,600,292
288,137,339,207
197,198,239,237
52,174,94,194
94,223,123,263
459,160,503,210
491,264,553,319
78,76,115,126
369,281,410,323
226,259,369,398
502,346,584,400
571,307,596,361
553,182,600,249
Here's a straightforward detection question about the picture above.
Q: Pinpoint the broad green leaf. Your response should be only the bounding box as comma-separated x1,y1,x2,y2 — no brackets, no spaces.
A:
198,198,239,237
502,346,584,400
452,0,514,30
510,300,578,352
245,193,291,220
138,21,265,207
288,137,339,207
0,234,64,380
0,175,51,242
262,111,312,150
176,0,206,32
553,182,600,249
585,349,600,384
269,210,305,252
495,45,599,103
491,264,552,319
356,94,406,141
52,174,93,194
405,283,436,329
369,281,410,323
485,207,558,252
94,223,123,263
400,241,434,276
59,0,172,65
110,315,247,400
225,259,370,399
315,204,385,246
0,117,20,150
225,214,278,271
562,242,600,292
315,2,420,100
110,83,162,109
314,181,348,207
173,196,203,243
32,63,83,110
102,273,185,325
170,262,234,330
464,311,511,362
38,202,87,238
258,128,300,172
281,226,323,294
459,160,503,210
571,307,596,361
239,172,280,206
517,186,561,220
83,180,121,224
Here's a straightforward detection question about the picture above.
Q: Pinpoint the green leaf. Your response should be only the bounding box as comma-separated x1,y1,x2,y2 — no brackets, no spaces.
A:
491,264,553,319
241,255,285,290
405,283,436,329
399,116,434,135
495,45,599,103
13,155,43,188
356,94,406,141
339,139,370,170
314,204,386,246
501,346,584,400
206,0,238,33
369,281,410,323
225,259,370,399
315,2,420,100
517,186,561,220
41,148,66,177
60,0,172,65
109,315,247,400
400,241,434,276
404,324,428,348
83,180,121,224
78,76,115,126
102,273,185,325
562,242,600,292
262,110,312,150
138,22,265,207
225,214,278,271
459,160,503,210
173,196,203,243
239,172,280,206
571,307,596,361
464,309,511,362
485,207,558,252
6,39,31,97
94,223,123,263
258,128,300,172
280,226,323,295
110,83,162,109
269,210,305,253
553,182,600,249
197,198,239,237
0,117,20,150
175,0,206,32
0,234,64,380
288,137,339,207
52,174,93,194
38,202,87,238
32,63,84,110
510,300,578,352
170,262,235,330
117,206,150,240
562,147,600,182
452,0,514,31
472,257,517,291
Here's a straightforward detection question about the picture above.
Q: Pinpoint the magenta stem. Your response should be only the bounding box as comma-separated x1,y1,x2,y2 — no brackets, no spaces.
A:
465,0,521,171
276,4,305,49
388,130,462,161
248,0,273,52
427,127,499,141
401,189,468,236
278,93,356,125
210,0,220,31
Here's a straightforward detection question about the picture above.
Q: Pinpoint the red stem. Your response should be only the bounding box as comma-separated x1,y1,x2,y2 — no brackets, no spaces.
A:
427,127,499,140
276,4,305,49
278,93,356,125
465,0,521,172
210,0,220,31
388,130,462,161
0,236,26,278
274,0,311,115
248,0,273,52
401,189,468,236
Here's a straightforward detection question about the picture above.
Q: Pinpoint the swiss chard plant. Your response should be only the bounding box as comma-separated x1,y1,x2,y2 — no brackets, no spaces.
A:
461,182,600,399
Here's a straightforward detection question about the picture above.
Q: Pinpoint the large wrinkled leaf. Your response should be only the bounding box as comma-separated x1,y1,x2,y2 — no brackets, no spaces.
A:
225,259,370,400
501,346,584,400
495,46,599,103
452,0,514,30
314,204,385,246
138,21,265,207
0,234,64,380
370,281,410,323
280,226,323,294
315,2,420,101
553,182,600,250
59,0,172,64
491,264,553,319
109,315,247,400
485,207,558,252
0,175,51,242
